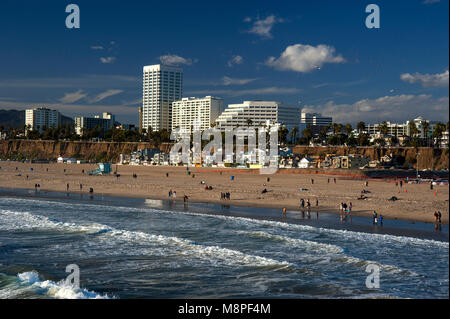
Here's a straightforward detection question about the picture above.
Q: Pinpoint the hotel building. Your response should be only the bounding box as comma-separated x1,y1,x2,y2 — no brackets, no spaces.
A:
25,108,61,133
215,101,300,130
172,96,224,131
142,64,183,132
74,112,115,136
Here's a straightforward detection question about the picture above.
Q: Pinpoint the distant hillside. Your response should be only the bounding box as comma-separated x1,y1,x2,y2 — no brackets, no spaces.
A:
0,110,73,128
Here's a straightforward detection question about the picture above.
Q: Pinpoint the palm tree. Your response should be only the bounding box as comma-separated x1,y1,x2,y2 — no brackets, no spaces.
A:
357,121,366,134
408,120,418,138
290,126,299,144
379,121,389,137
344,123,353,136
432,122,446,148
421,120,430,147
332,123,342,135
302,127,312,144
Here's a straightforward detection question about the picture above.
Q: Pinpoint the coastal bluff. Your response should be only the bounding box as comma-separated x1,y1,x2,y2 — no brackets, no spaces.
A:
0,140,448,170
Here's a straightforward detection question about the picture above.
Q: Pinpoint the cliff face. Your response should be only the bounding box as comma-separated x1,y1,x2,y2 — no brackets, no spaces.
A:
0,140,171,162
0,140,448,170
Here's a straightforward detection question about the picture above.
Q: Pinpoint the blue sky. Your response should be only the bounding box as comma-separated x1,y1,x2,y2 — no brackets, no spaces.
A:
0,0,448,125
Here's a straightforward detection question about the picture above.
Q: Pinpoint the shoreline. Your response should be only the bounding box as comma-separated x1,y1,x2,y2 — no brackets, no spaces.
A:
0,162,448,225
1,186,448,242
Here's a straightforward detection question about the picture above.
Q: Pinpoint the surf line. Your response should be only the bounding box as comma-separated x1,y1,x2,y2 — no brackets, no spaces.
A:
178,303,213,317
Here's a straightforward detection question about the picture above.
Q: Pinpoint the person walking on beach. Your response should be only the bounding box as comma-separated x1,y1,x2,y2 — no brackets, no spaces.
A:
400,180,403,188
311,178,314,185
373,211,378,224
300,199,305,209
328,178,330,184
80,184,82,191
173,191,177,198
282,207,287,216
316,199,319,207
434,211,439,223
307,199,311,210
66,183,69,192
379,214,384,225
438,211,442,224
334,178,336,184
169,189,173,198
349,202,352,212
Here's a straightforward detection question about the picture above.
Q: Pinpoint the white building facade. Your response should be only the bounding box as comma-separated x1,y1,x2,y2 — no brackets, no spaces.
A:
74,113,114,136
142,64,183,132
25,108,61,133
172,96,224,131
215,101,300,130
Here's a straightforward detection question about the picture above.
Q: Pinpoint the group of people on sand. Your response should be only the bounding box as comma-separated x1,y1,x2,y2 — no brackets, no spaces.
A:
168,189,177,198
299,198,319,210
340,202,352,214
221,192,231,200
372,211,384,225
434,211,442,223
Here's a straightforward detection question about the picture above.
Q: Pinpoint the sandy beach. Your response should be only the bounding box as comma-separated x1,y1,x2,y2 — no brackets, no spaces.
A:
0,161,448,224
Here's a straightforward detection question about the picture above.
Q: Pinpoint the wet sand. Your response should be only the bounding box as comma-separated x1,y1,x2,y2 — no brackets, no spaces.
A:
0,162,448,224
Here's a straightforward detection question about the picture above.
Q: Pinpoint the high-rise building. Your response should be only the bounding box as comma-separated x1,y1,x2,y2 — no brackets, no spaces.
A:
299,110,333,137
172,96,224,131
74,113,115,136
300,111,332,126
25,108,61,133
142,64,183,132
215,101,300,130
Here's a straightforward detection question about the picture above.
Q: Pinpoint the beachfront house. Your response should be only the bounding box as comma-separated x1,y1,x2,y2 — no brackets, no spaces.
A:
298,157,315,169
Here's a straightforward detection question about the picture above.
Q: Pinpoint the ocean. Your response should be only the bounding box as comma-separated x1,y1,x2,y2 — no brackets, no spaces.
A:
0,191,448,299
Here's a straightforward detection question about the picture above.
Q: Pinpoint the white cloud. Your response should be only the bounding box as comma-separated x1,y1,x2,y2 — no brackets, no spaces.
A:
89,89,124,103
90,46,104,50
227,55,244,67
100,57,116,64
0,75,139,89
187,86,301,97
222,76,257,86
265,44,345,73
303,94,449,124
58,90,88,104
246,15,284,39
400,70,449,87
159,54,195,66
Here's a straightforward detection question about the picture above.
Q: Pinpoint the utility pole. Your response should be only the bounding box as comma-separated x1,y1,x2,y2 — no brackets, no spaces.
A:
416,152,420,179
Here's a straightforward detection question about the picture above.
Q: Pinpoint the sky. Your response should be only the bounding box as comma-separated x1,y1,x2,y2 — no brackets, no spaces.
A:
0,0,448,125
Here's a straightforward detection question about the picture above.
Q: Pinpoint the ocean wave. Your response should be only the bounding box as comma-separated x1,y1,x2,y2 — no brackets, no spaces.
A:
16,271,112,299
3,197,446,249
101,228,295,270
172,211,449,249
0,209,106,233
236,230,344,254
0,207,294,270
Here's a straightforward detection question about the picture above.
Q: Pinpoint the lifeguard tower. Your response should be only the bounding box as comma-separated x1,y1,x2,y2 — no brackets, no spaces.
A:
88,163,112,176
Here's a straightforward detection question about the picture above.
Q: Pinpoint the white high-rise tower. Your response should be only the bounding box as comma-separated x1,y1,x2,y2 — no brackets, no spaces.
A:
142,64,183,132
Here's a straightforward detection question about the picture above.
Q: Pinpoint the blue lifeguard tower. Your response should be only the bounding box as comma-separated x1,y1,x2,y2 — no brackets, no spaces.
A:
88,163,112,176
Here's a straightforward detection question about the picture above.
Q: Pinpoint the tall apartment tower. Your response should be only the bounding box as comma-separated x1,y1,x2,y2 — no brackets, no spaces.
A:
25,107,61,133
142,64,183,132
